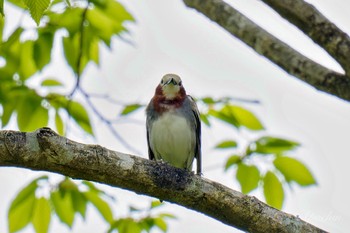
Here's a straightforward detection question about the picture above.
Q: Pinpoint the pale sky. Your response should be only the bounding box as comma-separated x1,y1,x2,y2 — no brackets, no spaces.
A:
1,0,350,232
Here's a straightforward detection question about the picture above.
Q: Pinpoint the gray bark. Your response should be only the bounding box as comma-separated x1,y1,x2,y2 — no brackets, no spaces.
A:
183,0,350,102
0,128,327,233
261,0,350,74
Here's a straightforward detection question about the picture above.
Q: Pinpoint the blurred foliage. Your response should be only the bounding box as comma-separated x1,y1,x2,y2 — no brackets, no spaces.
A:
8,176,174,233
0,0,4,16
197,97,316,209
108,201,175,233
120,103,143,115
0,0,134,135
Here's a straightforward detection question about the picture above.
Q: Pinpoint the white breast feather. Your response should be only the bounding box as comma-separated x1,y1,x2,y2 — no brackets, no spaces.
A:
150,112,194,169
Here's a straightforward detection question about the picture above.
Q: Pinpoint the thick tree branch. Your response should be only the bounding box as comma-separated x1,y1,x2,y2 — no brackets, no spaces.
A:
261,0,350,75
0,128,326,233
183,0,350,102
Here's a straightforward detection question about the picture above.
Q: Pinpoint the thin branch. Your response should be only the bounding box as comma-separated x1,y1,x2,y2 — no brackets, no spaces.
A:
69,4,89,98
183,0,350,102
59,2,139,153
0,128,327,233
86,93,131,105
65,4,89,134
109,117,144,125
79,88,142,154
261,0,350,75
61,3,140,153
226,97,260,104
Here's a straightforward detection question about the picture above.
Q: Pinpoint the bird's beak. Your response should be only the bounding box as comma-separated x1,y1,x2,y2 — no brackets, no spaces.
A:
165,78,176,86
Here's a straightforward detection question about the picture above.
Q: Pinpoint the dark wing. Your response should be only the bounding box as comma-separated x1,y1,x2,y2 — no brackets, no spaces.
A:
188,95,201,175
146,102,155,160
146,125,155,160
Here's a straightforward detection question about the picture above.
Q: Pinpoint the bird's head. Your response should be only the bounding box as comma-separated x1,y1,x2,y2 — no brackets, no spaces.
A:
157,74,186,100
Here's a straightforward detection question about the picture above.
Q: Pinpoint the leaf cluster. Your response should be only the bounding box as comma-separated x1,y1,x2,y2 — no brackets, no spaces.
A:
108,201,175,233
0,0,134,135
8,176,174,233
198,97,316,209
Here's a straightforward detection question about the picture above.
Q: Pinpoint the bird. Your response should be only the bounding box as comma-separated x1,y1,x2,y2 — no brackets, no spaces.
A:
146,74,201,175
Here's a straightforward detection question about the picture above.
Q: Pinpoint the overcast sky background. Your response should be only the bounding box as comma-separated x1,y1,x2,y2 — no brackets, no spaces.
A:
1,0,350,232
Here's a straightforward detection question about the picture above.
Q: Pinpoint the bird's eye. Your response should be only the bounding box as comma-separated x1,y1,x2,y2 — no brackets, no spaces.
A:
161,79,164,84
179,81,182,86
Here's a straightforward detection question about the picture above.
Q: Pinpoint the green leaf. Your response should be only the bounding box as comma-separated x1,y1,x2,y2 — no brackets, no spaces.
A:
9,176,48,212
158,213,176,219
89,0,134,45
200,97,216,104
23,0,50,25
16,94,40,131
47,8,83,35
120,104,142,115
66,101,93,135
86,7,120,46
1,101,16,127
0,0,4,16
17,94,49,132
229,105,264,130
32,197,51,233
84,191,113,223
41,79,63,87
215,140,237,149
1,26,23,50
150,200,163,209
55,111,64,135
263,171,284,209
82,181,101,193
208,107,239,128
27,105,49,131
0,13,4,39
209,105,264,130
7,176,47,233
82,181,115,200
34,31,54,70
199,113,210,126
138,217,154,232
7,0,26,9
274,156,316,186
59,177,79,191
46,93,69,109
154,218,167,232
62,27,99,74
87,35,99,65
102,0,134,22
236,164,260,194
64,0,71,7
19,40,37,80
8,191,35,233
112,218,141,233
62,34,80,74
224,155,241,171
71,190,88,219
252,136,300,154
50,190,75,227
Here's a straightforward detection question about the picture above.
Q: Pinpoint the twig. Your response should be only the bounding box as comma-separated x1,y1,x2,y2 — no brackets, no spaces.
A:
261,0,350,75
63,3,141,154
79,88,142,154
86,93,131,105
69,3,89,98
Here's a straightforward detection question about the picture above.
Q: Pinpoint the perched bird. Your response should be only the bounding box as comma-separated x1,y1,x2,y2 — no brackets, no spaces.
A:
146,74,201,175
